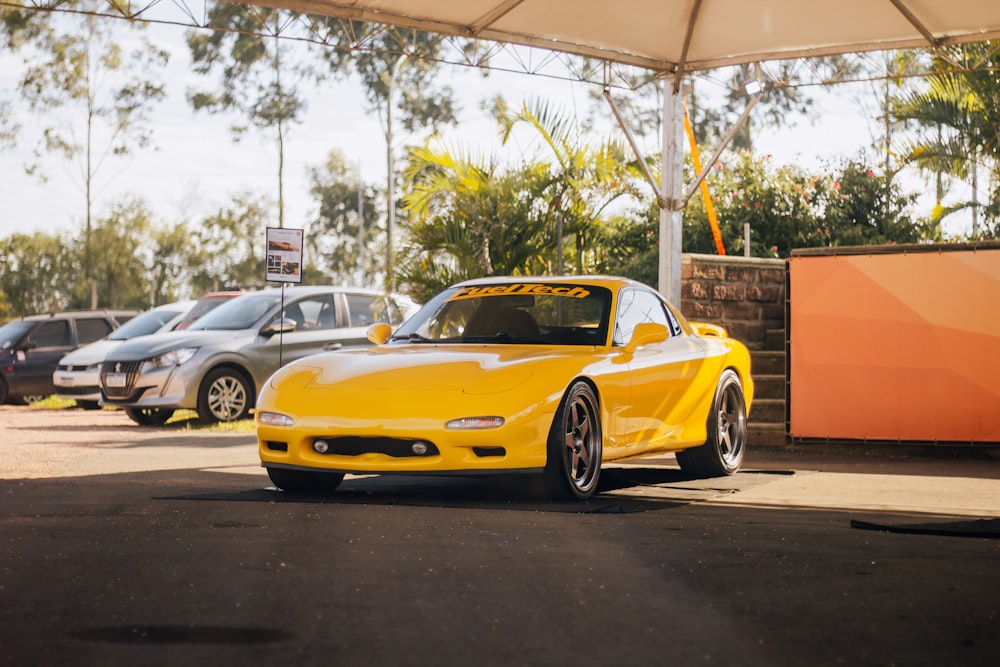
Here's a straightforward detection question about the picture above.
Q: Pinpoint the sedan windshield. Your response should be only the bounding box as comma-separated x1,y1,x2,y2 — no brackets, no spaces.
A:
392,282,612,346
187,293,282,331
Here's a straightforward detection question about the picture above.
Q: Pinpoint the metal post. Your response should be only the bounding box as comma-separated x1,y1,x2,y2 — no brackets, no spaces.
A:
659,81,684,305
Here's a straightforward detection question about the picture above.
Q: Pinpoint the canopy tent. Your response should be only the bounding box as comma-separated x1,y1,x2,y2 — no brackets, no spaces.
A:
250,0,1000,74
10,0,998,298
242,0,1000,301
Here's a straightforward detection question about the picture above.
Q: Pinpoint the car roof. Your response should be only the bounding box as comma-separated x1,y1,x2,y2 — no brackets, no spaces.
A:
451,275,645,292
20,309,141,322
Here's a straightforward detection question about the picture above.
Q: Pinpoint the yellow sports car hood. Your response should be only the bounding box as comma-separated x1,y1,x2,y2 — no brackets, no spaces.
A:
270,344,594,397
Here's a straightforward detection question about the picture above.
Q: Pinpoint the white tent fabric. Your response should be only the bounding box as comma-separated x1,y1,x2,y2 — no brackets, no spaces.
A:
251,0,1000,73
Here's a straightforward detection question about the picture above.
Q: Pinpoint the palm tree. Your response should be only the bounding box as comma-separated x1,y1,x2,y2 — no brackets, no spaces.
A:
495,98,642,274
894,43,1000,234
399,144,555,302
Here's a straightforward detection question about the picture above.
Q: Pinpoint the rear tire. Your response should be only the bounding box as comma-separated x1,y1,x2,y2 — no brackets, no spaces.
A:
267,467,345,494
541,381,602,500
676,369,747,478
125,407,174,426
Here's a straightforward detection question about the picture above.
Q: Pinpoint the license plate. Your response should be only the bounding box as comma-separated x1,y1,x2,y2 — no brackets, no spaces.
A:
105,372,127,388
56,375,74,387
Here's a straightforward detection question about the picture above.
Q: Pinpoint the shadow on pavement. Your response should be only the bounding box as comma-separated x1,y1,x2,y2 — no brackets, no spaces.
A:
160,466,795,514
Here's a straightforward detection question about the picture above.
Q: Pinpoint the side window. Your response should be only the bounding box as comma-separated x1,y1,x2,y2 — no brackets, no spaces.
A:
76,318,113,344
30,320,71,348
613,288,672,346
346,294,377,327
282,295,336,330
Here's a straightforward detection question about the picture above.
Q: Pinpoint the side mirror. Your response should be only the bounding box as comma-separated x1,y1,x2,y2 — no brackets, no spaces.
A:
262,317,298,336
367,322,392,345
622,322,669,354
20,340,37,352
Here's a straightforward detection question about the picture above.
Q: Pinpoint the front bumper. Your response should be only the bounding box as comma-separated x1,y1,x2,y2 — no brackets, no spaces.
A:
258,417,551,475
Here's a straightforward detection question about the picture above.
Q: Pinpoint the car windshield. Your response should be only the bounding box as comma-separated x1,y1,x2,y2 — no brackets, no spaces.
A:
186,292,282,331
0,320,34,350
107,306,186,341
391,282,612,346
174,293,239,329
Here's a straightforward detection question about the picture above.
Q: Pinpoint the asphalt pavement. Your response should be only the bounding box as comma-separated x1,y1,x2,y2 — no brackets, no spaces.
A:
1,406,998,666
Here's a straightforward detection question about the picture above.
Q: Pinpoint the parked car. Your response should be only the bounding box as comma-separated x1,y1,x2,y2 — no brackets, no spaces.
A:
53,301,195,409
0,309,140,405
100,286,416,426
173,290,245,330
256,276,754,500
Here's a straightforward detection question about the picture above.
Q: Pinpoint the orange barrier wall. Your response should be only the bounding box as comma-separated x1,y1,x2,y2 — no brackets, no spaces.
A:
788,246,1000,443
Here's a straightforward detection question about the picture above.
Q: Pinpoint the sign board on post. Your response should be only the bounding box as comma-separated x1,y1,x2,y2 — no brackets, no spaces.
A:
265,227,304,283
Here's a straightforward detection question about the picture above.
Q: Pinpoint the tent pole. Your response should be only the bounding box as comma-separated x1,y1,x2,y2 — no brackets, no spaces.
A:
659,80,684,305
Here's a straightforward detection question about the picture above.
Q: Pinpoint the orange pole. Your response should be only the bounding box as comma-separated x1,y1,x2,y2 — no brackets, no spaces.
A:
683,100,726,255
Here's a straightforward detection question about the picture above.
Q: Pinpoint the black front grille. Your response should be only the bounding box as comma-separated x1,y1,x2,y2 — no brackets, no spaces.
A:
100,360,144,399
313,436,439,458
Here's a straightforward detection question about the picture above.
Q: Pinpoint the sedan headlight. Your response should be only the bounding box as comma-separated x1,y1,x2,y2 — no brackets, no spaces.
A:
151,347,198,367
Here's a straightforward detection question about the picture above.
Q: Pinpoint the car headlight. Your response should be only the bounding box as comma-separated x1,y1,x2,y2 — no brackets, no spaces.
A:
446,416,505,430
258,412,294,427
151,347,198,367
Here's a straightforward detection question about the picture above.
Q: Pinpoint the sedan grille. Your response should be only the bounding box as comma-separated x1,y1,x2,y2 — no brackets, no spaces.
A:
100,360,144,399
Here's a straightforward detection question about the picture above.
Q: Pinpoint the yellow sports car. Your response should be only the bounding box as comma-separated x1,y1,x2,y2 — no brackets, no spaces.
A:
257,276,753,500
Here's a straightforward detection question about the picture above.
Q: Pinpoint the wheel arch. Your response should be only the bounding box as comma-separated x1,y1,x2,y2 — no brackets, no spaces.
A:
201,362,258,405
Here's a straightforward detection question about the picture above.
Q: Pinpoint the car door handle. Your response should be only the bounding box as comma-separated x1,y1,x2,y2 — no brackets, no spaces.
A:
323,342,343,351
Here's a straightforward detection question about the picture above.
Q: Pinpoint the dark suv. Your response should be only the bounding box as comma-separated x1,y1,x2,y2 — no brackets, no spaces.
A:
0,309,138,404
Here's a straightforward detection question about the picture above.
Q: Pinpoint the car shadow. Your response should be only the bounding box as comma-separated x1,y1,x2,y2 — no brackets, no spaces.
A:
163,466,794,514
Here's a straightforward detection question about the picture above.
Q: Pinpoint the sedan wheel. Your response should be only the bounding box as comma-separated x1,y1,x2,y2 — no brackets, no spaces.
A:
267,467,345,494
124,407,175,426
197,368,252,423
676,369,747,478
543,381,602,500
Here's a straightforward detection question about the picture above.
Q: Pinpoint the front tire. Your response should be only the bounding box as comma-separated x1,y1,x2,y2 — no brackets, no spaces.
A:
542,381,602,500
676,369,747,478
267,467,345,494
125,407,174,426
197,368,252,424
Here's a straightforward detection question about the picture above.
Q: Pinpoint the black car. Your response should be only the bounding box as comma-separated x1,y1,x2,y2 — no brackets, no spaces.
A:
0,309,138,404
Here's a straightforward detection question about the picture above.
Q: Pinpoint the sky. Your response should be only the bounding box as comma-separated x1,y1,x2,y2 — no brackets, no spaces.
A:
0,13,975,247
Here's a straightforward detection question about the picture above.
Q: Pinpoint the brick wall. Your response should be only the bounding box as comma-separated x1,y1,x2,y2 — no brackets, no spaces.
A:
679,253,786,350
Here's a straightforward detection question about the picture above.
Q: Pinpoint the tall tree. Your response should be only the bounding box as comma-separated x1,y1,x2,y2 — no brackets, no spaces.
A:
316,22,461,289
66,197,164,309
187,3,313,228
187,192,272,293
307,150,382,284
14,0,168,303
0,230,71,315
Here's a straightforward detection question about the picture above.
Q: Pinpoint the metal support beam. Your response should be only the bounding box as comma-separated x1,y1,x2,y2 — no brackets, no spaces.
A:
659,82,684,305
